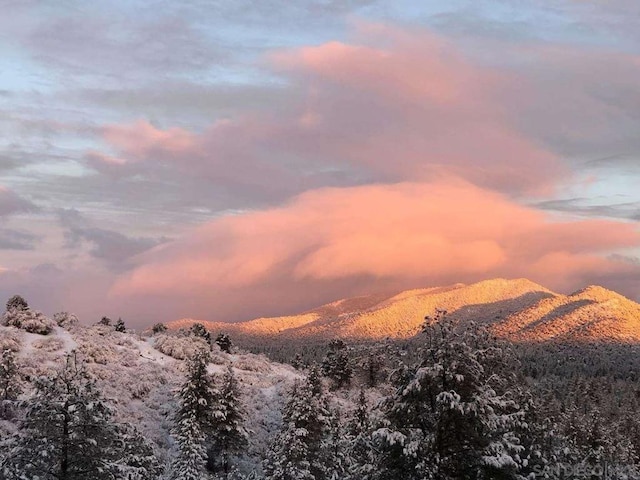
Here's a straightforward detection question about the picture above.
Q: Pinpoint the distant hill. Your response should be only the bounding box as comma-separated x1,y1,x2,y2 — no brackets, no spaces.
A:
492,284,640,343
167,279,640,343
163,278,640,345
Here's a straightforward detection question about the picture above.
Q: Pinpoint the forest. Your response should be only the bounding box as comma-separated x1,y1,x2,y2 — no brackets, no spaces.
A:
1,295,640,479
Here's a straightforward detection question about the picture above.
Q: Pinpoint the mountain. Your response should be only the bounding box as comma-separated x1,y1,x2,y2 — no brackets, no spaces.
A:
492,284,640,343
163,278,638,345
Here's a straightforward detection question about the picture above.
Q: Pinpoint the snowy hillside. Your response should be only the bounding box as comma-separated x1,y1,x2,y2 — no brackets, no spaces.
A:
0,314,309,478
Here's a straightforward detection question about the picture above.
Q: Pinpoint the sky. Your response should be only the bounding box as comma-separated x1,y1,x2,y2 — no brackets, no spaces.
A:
1,0,639,327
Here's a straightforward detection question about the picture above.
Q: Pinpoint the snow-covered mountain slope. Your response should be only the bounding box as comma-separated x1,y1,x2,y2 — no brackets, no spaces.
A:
492,285,640,343
0,323,301,467
166,278,640,344
166,278,551,340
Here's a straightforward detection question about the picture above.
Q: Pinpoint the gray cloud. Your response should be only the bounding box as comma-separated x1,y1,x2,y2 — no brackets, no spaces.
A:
57,209,168,270
534,197,640,221
75,81,301,126
0,187,38,217
0,228,38,250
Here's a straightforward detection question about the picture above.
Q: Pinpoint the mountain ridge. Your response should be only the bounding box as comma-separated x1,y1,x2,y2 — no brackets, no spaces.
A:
162,278,640,344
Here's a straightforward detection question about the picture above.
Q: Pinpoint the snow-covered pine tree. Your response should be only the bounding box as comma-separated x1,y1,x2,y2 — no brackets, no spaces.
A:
373,311,529,480
344,388,375,480
291,353,303,370
0,349,21,418
208,365,248,475
263,367,333,480
109,423,164,480
215,333,232,353
0,349,21,402
152,322,168,334
321,340,352,390
363,351,383,388
2,352,160,479
170,349,218,479
115,317,126,332
5,295,28,313
169,408,208,480
191,323,212,344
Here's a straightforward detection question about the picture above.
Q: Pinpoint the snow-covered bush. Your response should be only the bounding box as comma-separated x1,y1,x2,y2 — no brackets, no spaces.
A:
78,341,115,365
53,311,79,329
154,334,209,360
0,329,21,353
32,337,65,353
3,309,54,335
129,368,168,400
234,355,272,373
19,311,54,335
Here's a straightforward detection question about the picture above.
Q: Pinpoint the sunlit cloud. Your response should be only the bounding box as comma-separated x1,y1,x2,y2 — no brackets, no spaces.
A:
111,180,640,321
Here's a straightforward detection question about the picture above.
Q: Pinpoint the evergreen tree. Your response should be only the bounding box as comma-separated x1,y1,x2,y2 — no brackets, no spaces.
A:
152,322,168,334
115,317,126,332
345,389,375,480
291,353,303,370
0,349,21,402
3,353,160,479
170,408,207,480
363,351,383,388
191,323,212,344
263,367,332,480
208,365,248,475
321,340,352,390
374,311,529,480
111,423,165,480
170,349,218,478
0,349,21,419
5,295,28,312
99,316,112,326
216,333,232,353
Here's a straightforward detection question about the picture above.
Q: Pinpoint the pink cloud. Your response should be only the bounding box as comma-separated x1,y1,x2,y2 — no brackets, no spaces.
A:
92,24,564,197
110,180,640,321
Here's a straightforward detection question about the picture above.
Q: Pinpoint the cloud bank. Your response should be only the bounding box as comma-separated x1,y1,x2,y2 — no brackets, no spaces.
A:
111,181,640,321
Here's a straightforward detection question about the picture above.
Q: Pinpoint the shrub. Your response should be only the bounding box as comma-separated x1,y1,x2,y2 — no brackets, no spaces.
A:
53,312,79,329
154,334,209,360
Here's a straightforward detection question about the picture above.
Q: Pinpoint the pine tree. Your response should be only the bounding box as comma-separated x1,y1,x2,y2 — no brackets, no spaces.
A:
170,349,218,479
363,351,383,388
216,333,232,353
170,409,208,480
110,423,164,480
345,389,375,480
373,311,529,480
191,323,212,344
3,353,160,479
0,349,21,419
263,367,332,480
208,365,248,475
0,349,21,402
115,317,126,332
5,295,28,312
291,353,303,370
152,322,168,334
321,340,352,390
